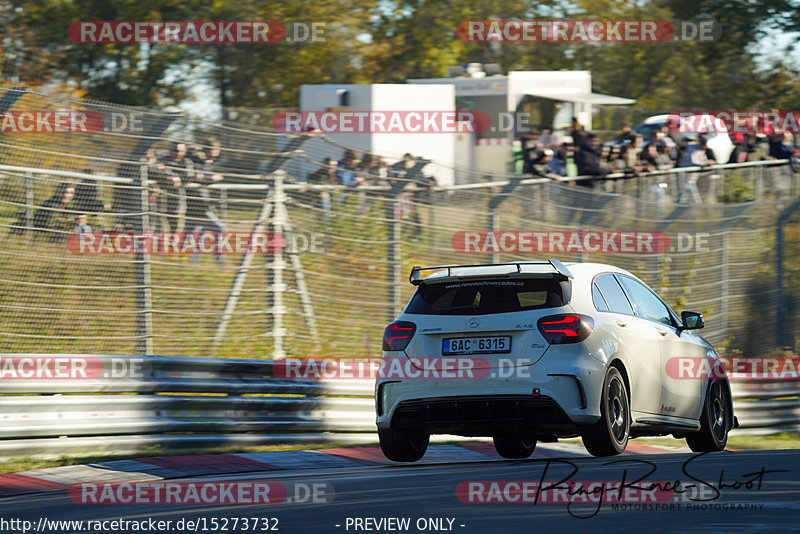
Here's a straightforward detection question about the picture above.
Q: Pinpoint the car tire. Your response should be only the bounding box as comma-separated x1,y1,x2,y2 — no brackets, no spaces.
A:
582,366,629,457
686,380,730,452
493,435,537,459
378,428,429,462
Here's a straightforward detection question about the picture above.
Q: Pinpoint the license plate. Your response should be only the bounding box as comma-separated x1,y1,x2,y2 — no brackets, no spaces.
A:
442,336,511,355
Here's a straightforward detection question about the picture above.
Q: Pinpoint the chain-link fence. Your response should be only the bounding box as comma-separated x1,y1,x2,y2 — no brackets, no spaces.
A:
0,87,798,359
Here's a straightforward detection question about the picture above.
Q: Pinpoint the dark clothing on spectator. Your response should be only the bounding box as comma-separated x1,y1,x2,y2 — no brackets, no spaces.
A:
616,131,636,144
570,128,588,148
32,198,72,240
162,156,192,225
575,141,608,177
73,180,105,214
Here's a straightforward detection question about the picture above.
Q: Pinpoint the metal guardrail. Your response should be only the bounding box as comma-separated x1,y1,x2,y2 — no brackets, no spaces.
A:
730,373,800,430
0,354,375,459
0,354,797,459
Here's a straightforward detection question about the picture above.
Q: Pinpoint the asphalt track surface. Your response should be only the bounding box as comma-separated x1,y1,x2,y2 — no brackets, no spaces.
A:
2,449,799,534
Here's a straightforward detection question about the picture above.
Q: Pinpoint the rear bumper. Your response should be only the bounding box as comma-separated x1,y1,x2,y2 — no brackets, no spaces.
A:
375,344,606,436
389,395,578,437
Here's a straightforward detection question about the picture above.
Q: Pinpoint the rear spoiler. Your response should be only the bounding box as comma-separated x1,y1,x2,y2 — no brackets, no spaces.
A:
409,260,574,286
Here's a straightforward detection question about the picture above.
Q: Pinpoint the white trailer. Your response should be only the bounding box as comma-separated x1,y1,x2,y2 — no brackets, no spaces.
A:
297,83,457,186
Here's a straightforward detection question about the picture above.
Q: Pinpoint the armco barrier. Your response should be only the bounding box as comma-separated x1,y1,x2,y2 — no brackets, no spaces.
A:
0,354,796,459
0,354,376,459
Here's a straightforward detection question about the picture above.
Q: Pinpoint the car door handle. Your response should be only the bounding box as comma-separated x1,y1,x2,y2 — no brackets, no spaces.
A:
657,329,669,336
616,321,627,327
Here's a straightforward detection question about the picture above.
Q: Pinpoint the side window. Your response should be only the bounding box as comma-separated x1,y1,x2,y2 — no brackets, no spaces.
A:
616,275,674,327
593,274,634,315
592,283,610,312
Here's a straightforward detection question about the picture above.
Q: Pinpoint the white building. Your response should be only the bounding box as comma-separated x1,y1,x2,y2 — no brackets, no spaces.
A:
297,69,634,185
410,67,634,179
298,83,456,186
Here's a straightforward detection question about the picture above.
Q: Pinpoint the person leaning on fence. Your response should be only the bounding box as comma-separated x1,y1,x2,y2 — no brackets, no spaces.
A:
655,141,675,170
529,149,562,180
32,182,75,241
307,157,338,224
574,134,610,187
185,138,225,263
73,170,111,231
161,141,192,233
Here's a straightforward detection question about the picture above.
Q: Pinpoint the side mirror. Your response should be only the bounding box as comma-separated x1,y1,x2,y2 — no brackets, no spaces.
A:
680,311,704,331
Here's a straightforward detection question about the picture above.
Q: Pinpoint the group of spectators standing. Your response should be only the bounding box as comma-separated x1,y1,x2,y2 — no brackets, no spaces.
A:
521,116,797,186
144,138,226,239
305,149,435,226
15,138,226,247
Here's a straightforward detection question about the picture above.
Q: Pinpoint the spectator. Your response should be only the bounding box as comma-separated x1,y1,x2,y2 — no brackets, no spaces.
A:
728,131,749,163
307,157,338,224
369,157,391,189
680,135,716,167
307,157,338,185
538,126,561,147
608,145,627,173
655,142,675,170
185,138,225,262
569,117,588,148
615,121,636,144
665,115,688,163
529,149,561,179
33,182,75,239
74,214,92,233
772,132,796,159
640,143,659,172
658,124,678,159
161,141,192,233
575,134,610,186
628,135,644,166
337,149,359,187
73,170,111,231
548,144,569,176
519,132,539,174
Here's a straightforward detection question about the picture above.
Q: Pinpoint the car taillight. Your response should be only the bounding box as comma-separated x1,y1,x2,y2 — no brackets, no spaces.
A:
382,321,416,351
537,314,594,344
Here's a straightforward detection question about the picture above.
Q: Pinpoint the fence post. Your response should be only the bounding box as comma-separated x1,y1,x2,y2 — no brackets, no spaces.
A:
269,171,287,359
24,171,33,233
387,196,402,321
776,197,800,347
720,231,729,341
219,187,228,222
487,206,499,264
134,162,153,355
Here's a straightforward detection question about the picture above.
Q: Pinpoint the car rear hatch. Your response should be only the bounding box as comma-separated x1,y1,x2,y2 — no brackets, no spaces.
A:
401,261,573,369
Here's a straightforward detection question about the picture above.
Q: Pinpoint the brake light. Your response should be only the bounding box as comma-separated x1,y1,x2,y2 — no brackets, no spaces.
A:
537,314,594,344
382,321,416,351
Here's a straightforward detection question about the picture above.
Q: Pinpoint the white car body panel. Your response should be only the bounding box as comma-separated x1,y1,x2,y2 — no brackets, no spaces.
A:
376,262,728,440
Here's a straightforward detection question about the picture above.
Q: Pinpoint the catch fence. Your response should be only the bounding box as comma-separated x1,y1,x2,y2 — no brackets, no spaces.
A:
0,87,798,359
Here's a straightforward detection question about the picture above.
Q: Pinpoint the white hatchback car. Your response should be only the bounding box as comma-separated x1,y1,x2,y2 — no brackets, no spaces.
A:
375,260,737,461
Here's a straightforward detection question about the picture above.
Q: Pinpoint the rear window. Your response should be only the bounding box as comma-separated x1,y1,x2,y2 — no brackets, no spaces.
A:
406,279,564,315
